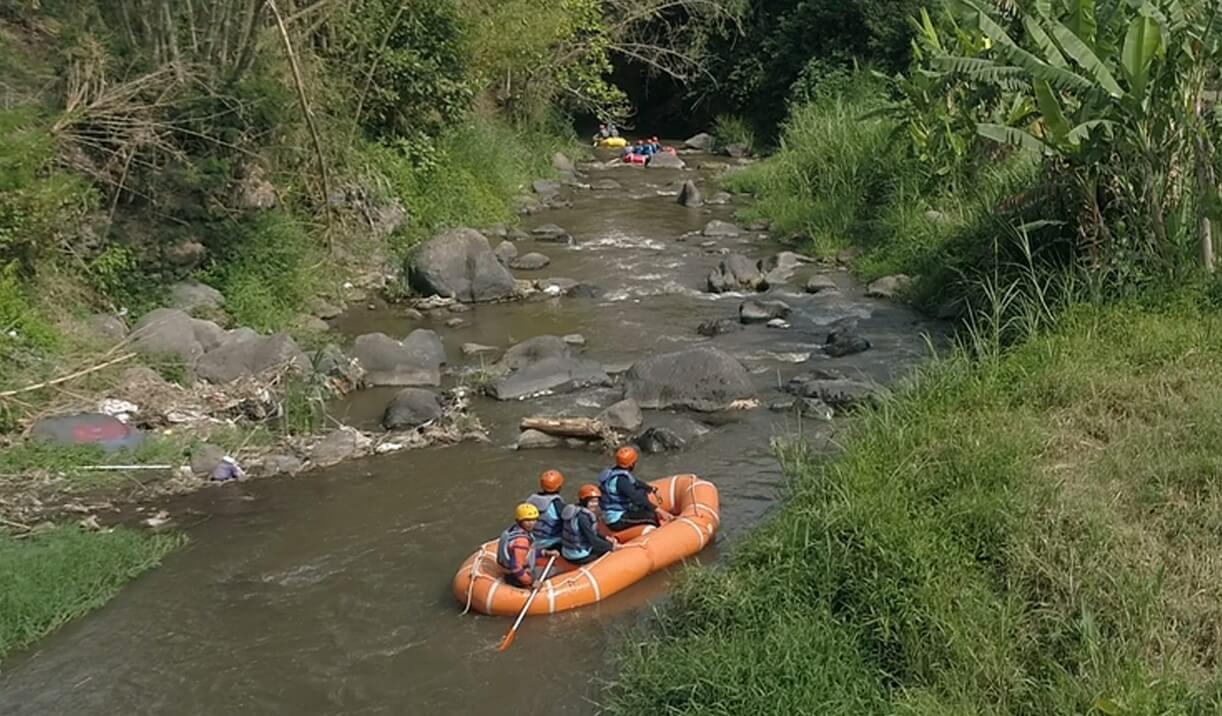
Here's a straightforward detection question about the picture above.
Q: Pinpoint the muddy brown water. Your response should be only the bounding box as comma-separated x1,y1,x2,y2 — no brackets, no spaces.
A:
0,151,943,714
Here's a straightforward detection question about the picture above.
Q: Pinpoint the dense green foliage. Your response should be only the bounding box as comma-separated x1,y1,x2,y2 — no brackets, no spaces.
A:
0,526,184,661
610,303,1222,714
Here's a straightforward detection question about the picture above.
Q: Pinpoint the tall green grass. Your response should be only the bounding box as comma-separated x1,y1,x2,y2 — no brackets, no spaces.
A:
0,526,184,662
608,303,1222,714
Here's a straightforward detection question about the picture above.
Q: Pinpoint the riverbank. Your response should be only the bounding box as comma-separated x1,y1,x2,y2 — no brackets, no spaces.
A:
0,526,183,662
609,300,1222,713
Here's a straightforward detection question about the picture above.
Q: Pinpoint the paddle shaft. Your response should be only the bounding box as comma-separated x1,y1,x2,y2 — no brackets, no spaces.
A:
497,554,557,652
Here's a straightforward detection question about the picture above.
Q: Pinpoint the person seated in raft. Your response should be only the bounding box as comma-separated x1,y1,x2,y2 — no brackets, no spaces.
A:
561,484,621,564
598,446,674,532
650,136,662,153
496,503,558,589
524,469,566,553
592,123,610,143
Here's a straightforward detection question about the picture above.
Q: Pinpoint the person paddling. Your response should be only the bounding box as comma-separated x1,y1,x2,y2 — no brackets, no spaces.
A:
598,446,673,532
524,470,566,553
561,484,620,564
497,503,557,589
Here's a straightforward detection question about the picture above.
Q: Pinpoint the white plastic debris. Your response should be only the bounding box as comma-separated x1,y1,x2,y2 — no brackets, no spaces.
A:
99,398,140,423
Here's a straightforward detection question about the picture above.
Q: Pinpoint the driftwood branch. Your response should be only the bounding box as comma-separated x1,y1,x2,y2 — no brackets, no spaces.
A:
520,416,607,438
0,353,137,399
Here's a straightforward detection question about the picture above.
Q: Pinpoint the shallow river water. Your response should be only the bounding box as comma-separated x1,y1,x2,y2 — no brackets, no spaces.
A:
0,151,941,714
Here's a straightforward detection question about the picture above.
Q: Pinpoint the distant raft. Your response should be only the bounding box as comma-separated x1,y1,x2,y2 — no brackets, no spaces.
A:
453,474,720,616
595,136,629,148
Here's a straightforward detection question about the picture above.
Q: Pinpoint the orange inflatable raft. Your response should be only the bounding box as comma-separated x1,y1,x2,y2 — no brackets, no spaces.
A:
453,474,719,616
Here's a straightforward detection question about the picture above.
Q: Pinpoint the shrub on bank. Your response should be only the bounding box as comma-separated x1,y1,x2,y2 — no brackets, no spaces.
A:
609,304,1222,714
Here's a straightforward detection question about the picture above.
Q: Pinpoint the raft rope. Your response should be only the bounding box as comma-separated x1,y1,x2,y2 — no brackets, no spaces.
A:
460,551,481,615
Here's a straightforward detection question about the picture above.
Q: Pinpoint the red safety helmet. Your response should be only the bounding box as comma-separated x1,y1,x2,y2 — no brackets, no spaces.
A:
615,445,638,469
539,469,564,493
578,484,601,501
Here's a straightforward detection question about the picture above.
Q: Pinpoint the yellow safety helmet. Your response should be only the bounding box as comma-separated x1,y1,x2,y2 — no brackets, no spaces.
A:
514,503,540,522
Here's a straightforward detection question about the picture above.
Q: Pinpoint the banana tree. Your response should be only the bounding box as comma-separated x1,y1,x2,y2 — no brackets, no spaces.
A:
936,0,1222,271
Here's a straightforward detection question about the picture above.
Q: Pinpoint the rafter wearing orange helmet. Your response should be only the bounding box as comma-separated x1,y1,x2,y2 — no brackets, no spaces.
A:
524,469,567,552
598,445,673,532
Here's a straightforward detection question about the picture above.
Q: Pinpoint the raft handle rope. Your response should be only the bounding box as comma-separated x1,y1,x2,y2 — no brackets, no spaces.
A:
460,550,482,615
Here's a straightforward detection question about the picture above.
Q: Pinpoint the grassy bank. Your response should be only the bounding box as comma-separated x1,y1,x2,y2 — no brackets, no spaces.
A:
609,302,1222,714
0,526,184,662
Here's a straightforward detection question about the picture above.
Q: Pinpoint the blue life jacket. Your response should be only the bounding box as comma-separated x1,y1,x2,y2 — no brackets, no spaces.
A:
526,493,564,548
496,524,537,583
598,467,635,523
560,504,597,561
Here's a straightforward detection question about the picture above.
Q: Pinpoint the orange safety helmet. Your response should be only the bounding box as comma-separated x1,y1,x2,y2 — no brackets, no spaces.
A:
615,445,638,469
577,483,601,501
539,469,565,493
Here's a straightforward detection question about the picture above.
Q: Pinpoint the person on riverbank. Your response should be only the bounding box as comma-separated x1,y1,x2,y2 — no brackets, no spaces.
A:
496,503,557,589
561,484,620,564
598,446,673,532
524,470,566,552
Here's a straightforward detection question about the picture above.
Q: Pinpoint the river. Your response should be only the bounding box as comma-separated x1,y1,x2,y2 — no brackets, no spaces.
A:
0,150,941,714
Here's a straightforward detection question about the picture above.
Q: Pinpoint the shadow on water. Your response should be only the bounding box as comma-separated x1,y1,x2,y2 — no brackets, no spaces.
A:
0,149,943,715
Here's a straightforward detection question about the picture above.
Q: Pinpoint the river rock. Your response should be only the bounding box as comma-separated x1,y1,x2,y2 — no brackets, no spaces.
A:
598,399,643,433
786,374,881,409
866,274,912,299
748,219,771,231
510,252,550,270
569,283,604,299
445,317,465,328
759,252,811,284
624,346,756,412
165,240,207,268
494,241,518,266
129,308,226,364
84,314,128,343
592,179,621,191
401,329,446,366
805,275,839,293
563,334,586,347
196,333,311,384
310,428,367,467
382,388,443,430
502,335,570,370
836,247,862,265
462,343,499,357
517,429,564,450
684,133,715,151
634,426,685,453
168,281,225,315
707,254,765,293
531,224,575,245
677,180,703,207
647,153,686,169
353,332,441,386
553,152,575,172
539,278,579,296
696,318,743,337
532,179,562,195
706,191,732,205
824,325,871,357
702,220,741,237
489,357,610,400
409,228,516,303
261,453,305,476
739,299,791,324
723,142,750,158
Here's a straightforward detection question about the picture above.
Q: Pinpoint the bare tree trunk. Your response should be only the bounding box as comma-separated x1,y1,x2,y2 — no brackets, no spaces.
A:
266,0,334,243
1195,85,1216,272
233,0,268,81
520,417,607,438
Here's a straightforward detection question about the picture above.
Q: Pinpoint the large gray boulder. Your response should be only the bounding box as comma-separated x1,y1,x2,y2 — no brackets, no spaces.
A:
531,224,575,245
684,133,715,151
647,152,686,170
677,180,703,208
624,346,756,412
488,356,610,400
824,322,871,358
196,333,311,384
169,281,225,315
494,241,518,266
786,374,882,408
510,252,550,270
129,308,226,364
707,254,766,293
84,314,128,343
866,274,912,299
490,335,609,400
309,428,365,467
401,328,446,366
382,388,443,430
599,399,644,433
517,429,564,450
409,228,516,303
696,318,743,337
805,275,839,294
758,251,812,284
353,332,442,386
